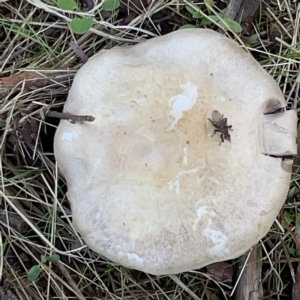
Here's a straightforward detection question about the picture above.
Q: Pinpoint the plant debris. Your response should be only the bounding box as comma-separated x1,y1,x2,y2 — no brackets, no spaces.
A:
0,0,299,299
47,111,95,123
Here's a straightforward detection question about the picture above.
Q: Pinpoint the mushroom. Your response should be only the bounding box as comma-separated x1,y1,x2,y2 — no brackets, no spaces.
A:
54,29,297,275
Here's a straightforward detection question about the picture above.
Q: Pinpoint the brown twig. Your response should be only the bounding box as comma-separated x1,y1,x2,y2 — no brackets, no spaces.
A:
56,262,87,300
0,70,77,89
224,0,261,34
43,264,86,300
69,42,89,64
47,112,95,123
233,245,263,300
280,236,296,283
280,209,300,252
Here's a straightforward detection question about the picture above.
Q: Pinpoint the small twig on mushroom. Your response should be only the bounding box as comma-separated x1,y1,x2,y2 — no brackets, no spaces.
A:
47,112,95,123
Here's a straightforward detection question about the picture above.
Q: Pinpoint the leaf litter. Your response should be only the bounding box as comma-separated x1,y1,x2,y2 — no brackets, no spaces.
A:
0,0,300,299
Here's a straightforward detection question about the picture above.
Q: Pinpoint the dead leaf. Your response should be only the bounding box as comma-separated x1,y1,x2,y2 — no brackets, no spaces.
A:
69,42,89,64
13,108,39,148
206,261,233,283
0,210,28,233
0,69,76,91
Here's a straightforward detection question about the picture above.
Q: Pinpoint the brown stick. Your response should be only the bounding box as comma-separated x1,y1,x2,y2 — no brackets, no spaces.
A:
0,70,76,89
69,42,89,64
280,209,300,252
224,0,261,34
47,112,95,123
233,245,263,300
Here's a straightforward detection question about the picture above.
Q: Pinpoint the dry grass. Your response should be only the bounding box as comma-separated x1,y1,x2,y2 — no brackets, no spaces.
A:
0,0,300,299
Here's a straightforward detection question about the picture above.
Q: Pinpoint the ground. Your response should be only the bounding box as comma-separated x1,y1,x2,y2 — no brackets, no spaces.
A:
0,0,300,299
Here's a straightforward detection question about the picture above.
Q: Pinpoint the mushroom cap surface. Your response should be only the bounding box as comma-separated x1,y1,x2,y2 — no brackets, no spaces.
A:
54,29,297,275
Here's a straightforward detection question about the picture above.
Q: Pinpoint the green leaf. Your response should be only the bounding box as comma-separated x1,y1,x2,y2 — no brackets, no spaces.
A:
200,14,242,33
46,254,60,263
185,4,203,18
284,210,292,224
41,254,47,263
246,33,258,45
200,15,218,26
200,18,212,26
192,11,203,19
218,18,242,33
57,0,78,11
185,5,197,15
27,265,41,282
286,244,296,256
288,186,297,198
204,0,214,14
70,17,93,34
102,0,120,11
179,24,196,29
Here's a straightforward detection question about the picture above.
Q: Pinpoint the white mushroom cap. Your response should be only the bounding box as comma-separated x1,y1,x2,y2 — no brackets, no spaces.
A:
54,29,297,275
